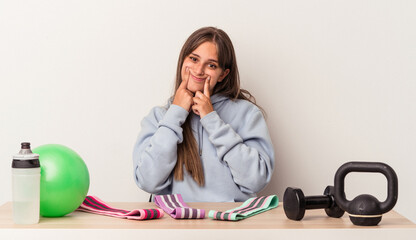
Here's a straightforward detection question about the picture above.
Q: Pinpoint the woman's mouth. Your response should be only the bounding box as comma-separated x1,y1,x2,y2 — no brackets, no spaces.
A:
190,73,206,83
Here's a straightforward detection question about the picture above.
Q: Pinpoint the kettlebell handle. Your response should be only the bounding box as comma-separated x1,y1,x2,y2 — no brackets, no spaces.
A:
334,162,398,214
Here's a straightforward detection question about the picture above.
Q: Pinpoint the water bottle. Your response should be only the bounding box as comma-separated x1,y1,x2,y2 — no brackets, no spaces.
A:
12,142,41,224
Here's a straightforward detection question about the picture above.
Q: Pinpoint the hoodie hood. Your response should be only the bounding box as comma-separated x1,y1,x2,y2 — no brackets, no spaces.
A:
210,94,230,105
165,94,230,157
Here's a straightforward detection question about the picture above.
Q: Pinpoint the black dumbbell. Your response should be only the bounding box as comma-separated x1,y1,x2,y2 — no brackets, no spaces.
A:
283,186,345,220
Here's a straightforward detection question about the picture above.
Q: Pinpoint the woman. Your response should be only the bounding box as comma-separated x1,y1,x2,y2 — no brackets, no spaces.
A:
133,27,274,202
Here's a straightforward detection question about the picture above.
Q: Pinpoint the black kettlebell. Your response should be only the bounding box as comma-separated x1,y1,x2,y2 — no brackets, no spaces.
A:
334,162,398,226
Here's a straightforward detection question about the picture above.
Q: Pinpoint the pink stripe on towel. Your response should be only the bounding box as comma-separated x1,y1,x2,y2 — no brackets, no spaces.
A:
154,194,205,219
76,196,164,220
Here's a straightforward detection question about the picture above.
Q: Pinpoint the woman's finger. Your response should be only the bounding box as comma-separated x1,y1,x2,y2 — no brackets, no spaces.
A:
192,104,200,115
179,67,190,89
192,96,202,105
204,76,211,97
194,91,206,100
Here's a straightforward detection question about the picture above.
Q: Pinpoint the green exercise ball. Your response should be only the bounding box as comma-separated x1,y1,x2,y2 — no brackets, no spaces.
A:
33,144,89,217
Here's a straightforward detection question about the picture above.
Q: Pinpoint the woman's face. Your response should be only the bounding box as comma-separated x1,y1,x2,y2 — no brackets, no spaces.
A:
181,41,229,94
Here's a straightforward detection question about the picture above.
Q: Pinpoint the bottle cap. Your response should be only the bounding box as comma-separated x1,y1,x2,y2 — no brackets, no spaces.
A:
12,142,40,168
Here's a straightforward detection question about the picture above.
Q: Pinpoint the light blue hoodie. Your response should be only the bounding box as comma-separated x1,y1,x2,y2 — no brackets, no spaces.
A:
133,94,274,202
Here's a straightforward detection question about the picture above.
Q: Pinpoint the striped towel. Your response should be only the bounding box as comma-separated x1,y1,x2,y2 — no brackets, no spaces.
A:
77,195,164,220
208,195,279,221
154,194,205,219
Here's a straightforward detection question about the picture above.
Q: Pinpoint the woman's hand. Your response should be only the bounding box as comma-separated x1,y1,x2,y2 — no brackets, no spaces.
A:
173,68,194,112
192,77,213,118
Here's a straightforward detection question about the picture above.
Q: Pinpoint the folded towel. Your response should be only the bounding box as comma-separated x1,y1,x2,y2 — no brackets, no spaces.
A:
154,194,205,219
77,195,164,220
208,195,279,221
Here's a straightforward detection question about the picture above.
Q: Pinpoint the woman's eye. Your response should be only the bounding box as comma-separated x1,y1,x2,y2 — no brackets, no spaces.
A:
208,64,217,69
190,56,197,62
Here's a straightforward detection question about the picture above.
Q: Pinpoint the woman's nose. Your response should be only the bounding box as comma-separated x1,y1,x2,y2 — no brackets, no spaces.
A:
194,63,204,76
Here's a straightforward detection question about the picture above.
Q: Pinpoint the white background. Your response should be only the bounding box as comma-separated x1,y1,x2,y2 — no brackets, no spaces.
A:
1,0,415,223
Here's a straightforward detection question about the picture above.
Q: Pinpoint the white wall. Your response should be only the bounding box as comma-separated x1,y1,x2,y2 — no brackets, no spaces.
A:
1,0,415,223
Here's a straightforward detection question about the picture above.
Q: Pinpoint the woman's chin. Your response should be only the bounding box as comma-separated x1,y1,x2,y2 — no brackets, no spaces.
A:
187,85,203,93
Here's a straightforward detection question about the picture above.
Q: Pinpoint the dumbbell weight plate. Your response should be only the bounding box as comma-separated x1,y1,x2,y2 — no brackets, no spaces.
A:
324,186,345,218
283,187,306,220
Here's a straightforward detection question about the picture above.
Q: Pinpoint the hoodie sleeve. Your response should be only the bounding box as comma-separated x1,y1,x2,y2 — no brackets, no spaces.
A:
133,104,189,193
200,108,274,194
